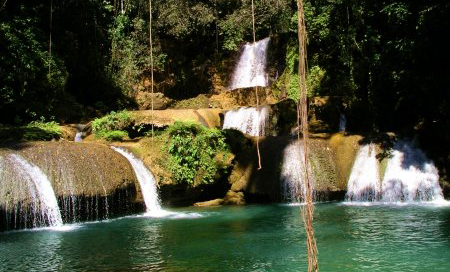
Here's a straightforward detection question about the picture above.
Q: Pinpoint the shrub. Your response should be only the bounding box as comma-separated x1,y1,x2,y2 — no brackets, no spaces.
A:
103,130,128,142
164,121,230,186
23,118,61,141
92,110,132,139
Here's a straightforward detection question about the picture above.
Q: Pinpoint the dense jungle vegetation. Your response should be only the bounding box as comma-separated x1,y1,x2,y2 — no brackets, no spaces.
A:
1,0,450,172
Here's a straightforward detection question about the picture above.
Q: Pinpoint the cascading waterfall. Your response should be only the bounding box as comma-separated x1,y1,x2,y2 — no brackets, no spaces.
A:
1,154,63,228
345,141,445,203
222,107,269,137
345,144,380,201
74,132,83,142
74,123,89,142
111,147,163,215
339,114,347,132
381,141,444,202
281,141,309,203
229,37,270,90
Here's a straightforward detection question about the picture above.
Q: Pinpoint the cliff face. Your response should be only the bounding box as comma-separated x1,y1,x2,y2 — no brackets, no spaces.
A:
227,134,360,202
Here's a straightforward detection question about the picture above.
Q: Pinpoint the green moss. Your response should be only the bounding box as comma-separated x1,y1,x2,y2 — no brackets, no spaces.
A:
173,94,211,109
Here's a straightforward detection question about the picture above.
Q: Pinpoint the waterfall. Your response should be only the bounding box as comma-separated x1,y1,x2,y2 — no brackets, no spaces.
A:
345,141,445,203
339,114,347,132
281,141,309,203
111,147,163,215
74,132,83,142
229,37,270,90
2,155,63,228
381,141,444,202
74,123,89,142
222,107,269,136
345,144,380,201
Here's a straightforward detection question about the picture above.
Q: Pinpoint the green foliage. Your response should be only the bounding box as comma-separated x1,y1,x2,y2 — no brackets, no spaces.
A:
222,128,251,154
23,118,61,141
109,14,166,97
0,12,67,123
92,110,132,139
164,121,230,186
157,0,215,38
279,43,324,101
307,65,325,97
0,118,61,141
219,0,293,51
102,130,128,142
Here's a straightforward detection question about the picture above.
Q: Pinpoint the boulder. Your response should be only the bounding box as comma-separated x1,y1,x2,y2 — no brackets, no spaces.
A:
0,141,143,230
136,92,173,110
223,190,245,205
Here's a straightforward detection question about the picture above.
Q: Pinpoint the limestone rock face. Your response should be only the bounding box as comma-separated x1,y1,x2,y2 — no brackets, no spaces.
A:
0,141,142,230
193,198,224,207
328,133,362,190
136,92,173,110
10,142,137,197
228,134,358,202
223,190,245,205
132,108,224,129
209,88,276,109
59,126,78,141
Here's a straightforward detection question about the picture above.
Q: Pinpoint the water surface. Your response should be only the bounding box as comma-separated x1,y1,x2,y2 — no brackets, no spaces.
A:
1,203,450,272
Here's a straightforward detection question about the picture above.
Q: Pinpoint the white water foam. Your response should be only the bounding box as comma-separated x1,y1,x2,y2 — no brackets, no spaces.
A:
8,154,63,227
74,132,83,142
341,200,450,208
346,144,380,201
381,141,444,202
345,141,447,205
229,37,270,90
111,147,163,215
222,106,269,137
137,211,206,219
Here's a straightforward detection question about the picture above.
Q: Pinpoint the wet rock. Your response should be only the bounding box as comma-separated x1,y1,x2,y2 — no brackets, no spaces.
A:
193,198,224,207
223,190,245,205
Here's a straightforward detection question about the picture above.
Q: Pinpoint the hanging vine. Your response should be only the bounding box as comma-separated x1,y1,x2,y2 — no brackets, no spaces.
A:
251,0,262,170
149,0,154,139
48,0,52,75
296,0,319,271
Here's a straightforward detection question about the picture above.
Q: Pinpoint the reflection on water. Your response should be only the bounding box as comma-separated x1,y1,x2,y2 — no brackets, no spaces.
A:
1,204,450,272
0,228,63,272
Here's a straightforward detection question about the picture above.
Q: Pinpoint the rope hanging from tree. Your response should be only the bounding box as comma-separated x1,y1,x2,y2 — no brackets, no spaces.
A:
48,0,52,75
251,0,262,170
149,0,154,139
296,0,319,271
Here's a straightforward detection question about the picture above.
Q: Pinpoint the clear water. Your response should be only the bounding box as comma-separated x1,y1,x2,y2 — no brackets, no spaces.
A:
2,203,450,272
